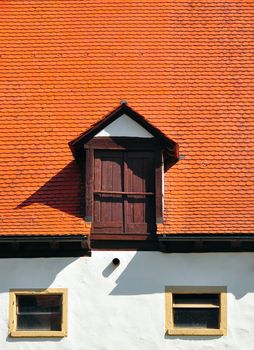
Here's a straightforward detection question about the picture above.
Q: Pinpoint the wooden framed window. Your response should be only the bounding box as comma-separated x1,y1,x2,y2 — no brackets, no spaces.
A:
9,289,67,337
84,138,163,239
165,286,227,336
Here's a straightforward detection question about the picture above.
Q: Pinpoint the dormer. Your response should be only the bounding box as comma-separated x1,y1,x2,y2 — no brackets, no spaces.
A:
70,103,178,243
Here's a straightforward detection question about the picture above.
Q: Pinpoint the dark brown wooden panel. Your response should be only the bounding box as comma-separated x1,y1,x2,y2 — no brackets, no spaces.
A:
85,148,94,221
93,151,124,233
91,233,153,241
85,137,161,150
155,150,163,223
92,149,156,237
94,191,154,195
124,151,155,234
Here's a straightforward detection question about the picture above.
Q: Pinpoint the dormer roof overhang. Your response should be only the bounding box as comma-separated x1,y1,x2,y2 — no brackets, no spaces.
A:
69,103,179,167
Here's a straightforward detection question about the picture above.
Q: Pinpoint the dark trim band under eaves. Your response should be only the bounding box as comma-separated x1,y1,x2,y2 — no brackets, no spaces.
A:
0,235,90,258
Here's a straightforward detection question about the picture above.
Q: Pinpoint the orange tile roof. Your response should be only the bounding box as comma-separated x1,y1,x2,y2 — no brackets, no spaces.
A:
0,0,253,236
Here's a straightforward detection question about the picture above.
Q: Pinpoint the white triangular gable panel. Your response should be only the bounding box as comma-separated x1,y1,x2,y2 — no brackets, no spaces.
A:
95,114,153,138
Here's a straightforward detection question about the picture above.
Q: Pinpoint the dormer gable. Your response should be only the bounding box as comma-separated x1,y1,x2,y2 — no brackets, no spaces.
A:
70,103,179,242
95,114,153,138
69,102,179,168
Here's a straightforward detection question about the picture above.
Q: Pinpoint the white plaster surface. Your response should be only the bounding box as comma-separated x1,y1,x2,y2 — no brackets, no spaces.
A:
95,114,153,137
1,252,254,349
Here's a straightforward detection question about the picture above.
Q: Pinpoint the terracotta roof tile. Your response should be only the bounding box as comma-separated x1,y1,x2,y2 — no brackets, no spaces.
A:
0,0,253,235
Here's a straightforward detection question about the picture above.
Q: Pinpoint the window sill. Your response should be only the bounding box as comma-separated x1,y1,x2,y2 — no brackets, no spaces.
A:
9,330,67,338
166,328,226,336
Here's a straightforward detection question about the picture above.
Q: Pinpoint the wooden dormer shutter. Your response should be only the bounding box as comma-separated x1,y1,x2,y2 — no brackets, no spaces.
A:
124,151,155,234
94,150,124,233
93,150,156,236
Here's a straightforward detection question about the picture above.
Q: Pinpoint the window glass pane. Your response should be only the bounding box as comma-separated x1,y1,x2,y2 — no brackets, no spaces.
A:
16,295,62,331
18,295,62,313
173,308,219,329
173,294,219,306
17,314,62,331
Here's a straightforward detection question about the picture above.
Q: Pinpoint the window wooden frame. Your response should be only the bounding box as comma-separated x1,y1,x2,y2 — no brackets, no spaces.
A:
9,289,68,338
84,137,164,238
165,286,227,336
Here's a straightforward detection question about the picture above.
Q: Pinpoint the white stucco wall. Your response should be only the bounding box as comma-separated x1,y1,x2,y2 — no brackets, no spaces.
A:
1,252,254,349
95,114,153,137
